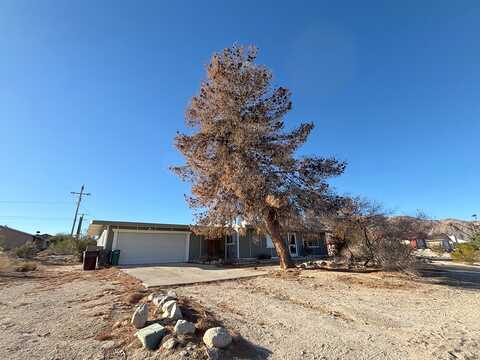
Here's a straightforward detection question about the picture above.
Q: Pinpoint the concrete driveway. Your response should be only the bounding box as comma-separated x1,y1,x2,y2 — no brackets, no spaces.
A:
120,263,271,288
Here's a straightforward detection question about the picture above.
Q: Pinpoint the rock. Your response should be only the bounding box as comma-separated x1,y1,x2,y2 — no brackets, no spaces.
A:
179,350,190,358
206,347,223,360
167,303,183,320
162,299,177,312
203,327,232,349
131,303,148,329
135,323,166,350
153,294,176,307
161,300,182,320
161,337,177,350
174,320,196,335
166,290,177,299
101,340,115,350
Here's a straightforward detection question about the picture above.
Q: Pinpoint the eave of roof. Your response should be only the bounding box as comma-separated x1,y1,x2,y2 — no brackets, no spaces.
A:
87,220,192,237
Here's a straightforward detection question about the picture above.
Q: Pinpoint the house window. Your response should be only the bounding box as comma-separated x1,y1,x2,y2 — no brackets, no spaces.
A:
266,235,274,248
304,233,325,248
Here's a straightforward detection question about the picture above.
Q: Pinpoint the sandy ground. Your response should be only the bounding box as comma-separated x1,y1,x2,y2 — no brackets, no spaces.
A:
0,262,147,360
174,268,480,360
1,259,479,360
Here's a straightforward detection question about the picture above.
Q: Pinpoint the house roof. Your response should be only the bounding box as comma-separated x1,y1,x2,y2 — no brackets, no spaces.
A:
87,220,191,237
0,225,34,238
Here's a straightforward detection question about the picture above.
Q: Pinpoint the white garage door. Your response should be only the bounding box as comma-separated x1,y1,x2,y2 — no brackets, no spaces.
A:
115,231,188,265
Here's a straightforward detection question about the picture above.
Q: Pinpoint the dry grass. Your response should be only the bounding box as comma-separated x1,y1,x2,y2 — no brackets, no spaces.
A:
0,254,38,273
95,331,113,341
14,261,38,272
0,254,14,272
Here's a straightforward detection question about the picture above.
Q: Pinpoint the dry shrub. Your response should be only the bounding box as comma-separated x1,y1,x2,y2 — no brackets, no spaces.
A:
14,243,37,259
126,292,144,304
15,261,38,272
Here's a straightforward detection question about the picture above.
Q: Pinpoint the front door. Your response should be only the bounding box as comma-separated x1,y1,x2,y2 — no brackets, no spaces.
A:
288,233,297,256
224,234,238,260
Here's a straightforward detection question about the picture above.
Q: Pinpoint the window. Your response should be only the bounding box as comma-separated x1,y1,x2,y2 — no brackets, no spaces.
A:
266,235,274,248
304,233,325,248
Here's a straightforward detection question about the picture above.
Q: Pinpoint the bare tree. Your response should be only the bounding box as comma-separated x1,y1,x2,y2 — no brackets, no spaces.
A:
172,45,345,269
328,197,429,270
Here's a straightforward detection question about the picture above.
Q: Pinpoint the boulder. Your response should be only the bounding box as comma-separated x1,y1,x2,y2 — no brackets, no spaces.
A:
131,303,148,329
174,320,196,335
135,323,167,350
153,294,175,307
165,302,183,320
160,300,182,320
162,299,177,313
203,327,232,349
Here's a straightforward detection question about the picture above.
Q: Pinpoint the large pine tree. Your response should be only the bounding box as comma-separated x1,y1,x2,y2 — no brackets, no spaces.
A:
172,45,345,269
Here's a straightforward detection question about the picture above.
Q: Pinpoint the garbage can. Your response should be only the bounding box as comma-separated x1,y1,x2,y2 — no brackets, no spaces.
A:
97,249,109,268
83,250,98,271
110,250,121,266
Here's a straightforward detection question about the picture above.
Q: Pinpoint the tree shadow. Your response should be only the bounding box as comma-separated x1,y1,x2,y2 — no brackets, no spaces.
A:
415,262,480,290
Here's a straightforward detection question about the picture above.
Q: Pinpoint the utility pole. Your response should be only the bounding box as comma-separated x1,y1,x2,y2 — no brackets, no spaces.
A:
70,185,91,237
75,213,85,239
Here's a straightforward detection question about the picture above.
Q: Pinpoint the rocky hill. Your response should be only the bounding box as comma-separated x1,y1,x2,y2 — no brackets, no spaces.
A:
392,217,479,242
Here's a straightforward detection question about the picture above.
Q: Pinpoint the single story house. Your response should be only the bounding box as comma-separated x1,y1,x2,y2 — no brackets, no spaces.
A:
0,225,50,250
87,220,329,266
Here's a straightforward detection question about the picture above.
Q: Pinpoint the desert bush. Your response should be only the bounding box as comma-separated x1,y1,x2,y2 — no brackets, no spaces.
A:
451,243,479,264
47,234,96,256
328,198,429,271
15,261,38,272
14,242,37,259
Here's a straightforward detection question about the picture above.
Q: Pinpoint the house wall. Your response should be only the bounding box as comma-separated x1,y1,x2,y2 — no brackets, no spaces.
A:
0,227,34,250
188,234,202,261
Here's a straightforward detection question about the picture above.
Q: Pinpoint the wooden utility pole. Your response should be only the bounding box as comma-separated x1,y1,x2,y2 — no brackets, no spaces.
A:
70,185,90,237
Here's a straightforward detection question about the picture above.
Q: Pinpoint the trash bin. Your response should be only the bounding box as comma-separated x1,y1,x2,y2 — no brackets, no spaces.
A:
97,249,109,268
110,250,121,266
83,250,98,271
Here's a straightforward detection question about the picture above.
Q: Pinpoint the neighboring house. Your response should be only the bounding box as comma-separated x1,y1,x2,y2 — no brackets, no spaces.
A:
426,233,454,252
87,220,329,266
0,225,35,250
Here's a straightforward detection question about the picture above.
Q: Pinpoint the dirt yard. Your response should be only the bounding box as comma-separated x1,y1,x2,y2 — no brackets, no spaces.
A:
0,260,479,360
174,267,480,360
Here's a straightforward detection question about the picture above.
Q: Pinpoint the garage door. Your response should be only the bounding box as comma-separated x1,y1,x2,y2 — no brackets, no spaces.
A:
115,231,188,265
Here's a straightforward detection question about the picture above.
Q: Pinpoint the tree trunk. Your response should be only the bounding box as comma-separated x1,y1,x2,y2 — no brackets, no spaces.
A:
265,209,294,270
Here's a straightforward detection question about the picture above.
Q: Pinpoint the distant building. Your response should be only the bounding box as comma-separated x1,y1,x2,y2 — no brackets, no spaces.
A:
0,226,51,250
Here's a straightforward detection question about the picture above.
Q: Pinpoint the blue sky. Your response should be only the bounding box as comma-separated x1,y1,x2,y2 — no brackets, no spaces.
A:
1,0,479,234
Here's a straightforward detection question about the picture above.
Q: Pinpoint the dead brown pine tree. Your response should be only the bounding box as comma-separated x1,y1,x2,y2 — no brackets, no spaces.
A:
172,45,345,270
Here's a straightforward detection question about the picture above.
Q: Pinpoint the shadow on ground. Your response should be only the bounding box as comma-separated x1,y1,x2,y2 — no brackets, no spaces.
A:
416,262,480,290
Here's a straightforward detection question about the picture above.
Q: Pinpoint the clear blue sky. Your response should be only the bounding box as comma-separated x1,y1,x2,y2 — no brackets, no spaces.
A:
1,0,479,234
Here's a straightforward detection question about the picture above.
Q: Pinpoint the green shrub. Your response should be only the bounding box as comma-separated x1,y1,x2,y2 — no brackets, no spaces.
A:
47,235,96,256
14,243,37,259
451,243,479,264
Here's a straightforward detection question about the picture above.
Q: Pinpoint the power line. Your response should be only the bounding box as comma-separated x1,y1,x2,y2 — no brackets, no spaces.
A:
0,200,71,205
0,215,71,220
